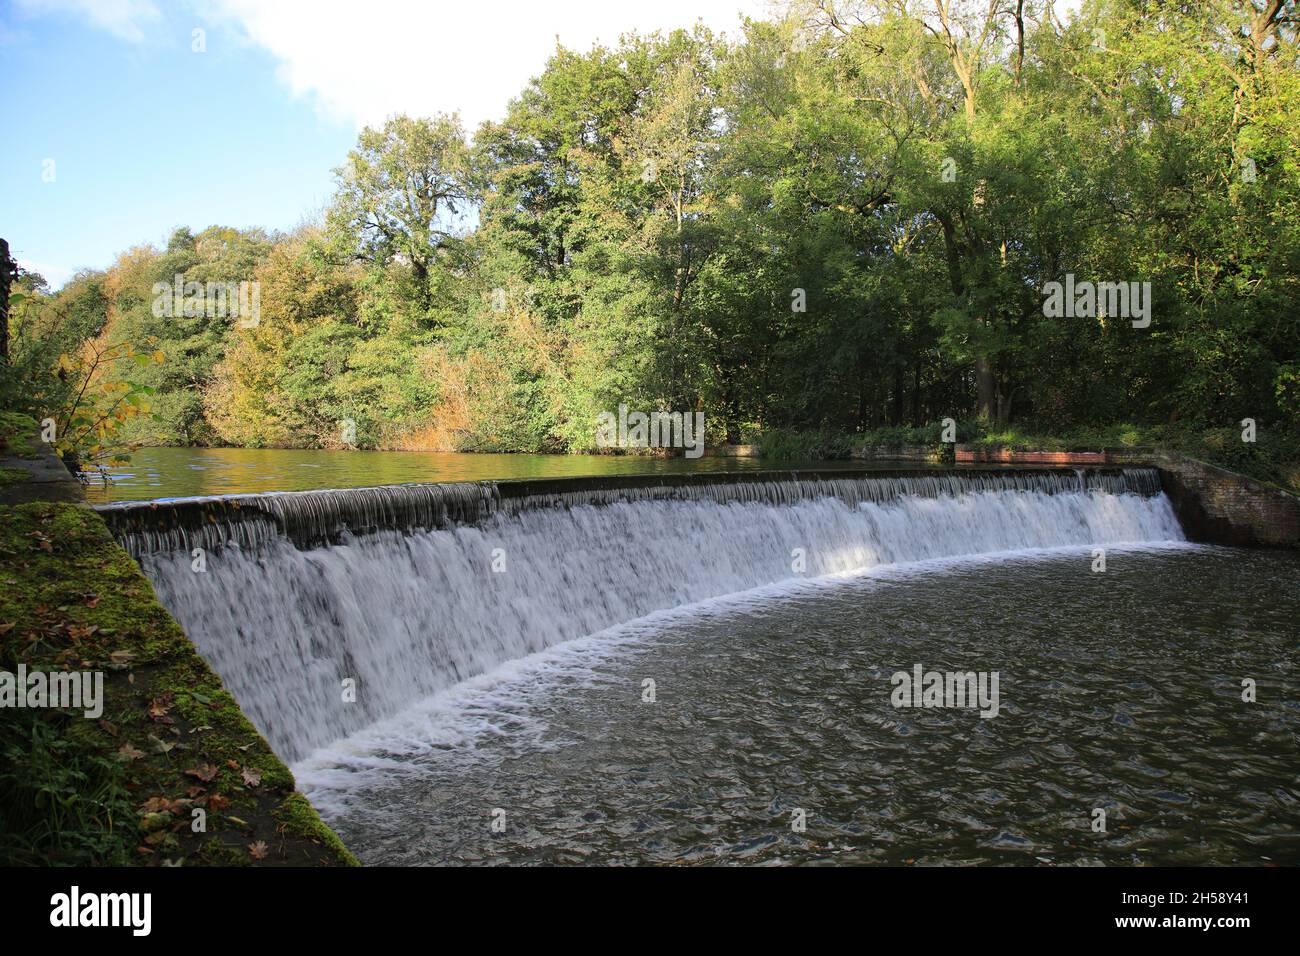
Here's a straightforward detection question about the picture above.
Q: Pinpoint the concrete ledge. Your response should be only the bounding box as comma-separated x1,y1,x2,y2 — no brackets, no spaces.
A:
0,443,85,505
853,445,942,462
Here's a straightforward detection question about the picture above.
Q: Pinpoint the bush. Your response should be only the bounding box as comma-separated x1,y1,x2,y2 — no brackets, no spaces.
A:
0,713,134,866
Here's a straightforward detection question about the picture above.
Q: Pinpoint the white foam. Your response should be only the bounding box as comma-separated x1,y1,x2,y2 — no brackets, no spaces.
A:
137,488,1185,764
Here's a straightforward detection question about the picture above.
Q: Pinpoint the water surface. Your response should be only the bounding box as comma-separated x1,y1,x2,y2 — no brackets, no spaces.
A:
83,446,804,503
82,446,1024,504
291,546,1297,866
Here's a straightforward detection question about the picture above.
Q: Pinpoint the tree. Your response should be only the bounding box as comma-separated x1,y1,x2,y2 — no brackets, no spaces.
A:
327,114,472,313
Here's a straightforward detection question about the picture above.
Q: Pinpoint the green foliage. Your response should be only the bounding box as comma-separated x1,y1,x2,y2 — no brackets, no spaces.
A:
4,2,1297,465
0,501,358,867
0,714,134,866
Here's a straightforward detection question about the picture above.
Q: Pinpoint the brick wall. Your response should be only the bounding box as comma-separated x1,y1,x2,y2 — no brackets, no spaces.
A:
956,447,1110,464
1150,454,1300,549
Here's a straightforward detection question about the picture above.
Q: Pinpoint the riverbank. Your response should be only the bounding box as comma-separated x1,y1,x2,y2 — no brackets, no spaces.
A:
107,421,1300,500
752,424,1300,497
0,415,357,866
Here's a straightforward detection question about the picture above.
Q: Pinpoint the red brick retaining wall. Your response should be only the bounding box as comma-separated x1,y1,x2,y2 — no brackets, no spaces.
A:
956,448,1109,464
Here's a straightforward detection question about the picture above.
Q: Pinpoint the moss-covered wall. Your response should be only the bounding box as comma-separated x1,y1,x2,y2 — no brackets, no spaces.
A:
0,415,357,866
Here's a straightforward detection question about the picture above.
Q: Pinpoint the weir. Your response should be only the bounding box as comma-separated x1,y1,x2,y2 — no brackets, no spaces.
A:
97,467,1164,557
95,468,1183,763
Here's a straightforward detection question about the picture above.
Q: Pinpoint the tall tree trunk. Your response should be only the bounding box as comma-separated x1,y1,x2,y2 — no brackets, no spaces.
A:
937,212,996,420
975,355,995,421
911,358,922,426
892,362,904,425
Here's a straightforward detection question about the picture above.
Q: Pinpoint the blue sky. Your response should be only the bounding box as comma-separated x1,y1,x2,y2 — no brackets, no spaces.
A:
1,0,763,289
1,3,353,287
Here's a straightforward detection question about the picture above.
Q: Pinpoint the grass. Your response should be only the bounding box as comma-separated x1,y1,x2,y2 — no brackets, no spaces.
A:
0,499,359,867
0,411,40,458
758,423,981,460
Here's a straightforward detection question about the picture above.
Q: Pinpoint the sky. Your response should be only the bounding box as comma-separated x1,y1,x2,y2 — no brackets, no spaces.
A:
0,0,769,289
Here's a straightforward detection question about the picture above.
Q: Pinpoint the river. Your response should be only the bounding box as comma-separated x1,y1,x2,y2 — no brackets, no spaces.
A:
95,458,1299,865
83,445,856,503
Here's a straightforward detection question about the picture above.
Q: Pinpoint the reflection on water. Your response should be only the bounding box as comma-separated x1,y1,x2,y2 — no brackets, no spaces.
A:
297,546,1300,866
84,446,870,503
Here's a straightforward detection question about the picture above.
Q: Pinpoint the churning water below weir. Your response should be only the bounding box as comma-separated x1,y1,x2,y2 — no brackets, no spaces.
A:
298,546,1300,866
102,470,1300,864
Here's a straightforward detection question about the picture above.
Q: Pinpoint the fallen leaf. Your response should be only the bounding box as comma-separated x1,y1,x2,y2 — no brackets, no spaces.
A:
0,622,15,636
207,793,231,811
140,811,172,832
184,763,218,783
66,623,99,642
247,841,269,860
241,767,262,788
118,743,144,761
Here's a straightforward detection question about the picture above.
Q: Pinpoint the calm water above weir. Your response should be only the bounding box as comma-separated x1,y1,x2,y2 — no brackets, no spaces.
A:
297,546,1300,866
84,446,856,503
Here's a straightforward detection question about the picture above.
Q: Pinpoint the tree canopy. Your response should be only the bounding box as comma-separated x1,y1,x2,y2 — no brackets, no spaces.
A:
8,0,1298,463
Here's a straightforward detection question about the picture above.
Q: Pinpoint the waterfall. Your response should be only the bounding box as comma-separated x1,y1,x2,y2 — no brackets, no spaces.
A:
98,467,1163,557
101,469,1183,763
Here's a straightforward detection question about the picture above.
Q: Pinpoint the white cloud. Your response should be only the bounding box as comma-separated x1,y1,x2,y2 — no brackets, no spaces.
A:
15,258,75,291
200,0,771,131
14,0,159,43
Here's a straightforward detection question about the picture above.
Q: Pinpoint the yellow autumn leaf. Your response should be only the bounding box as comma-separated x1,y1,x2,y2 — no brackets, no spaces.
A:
153,350,166,363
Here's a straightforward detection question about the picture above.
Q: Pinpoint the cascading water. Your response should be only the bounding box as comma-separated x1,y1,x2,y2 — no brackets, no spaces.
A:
99,469,1184,764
